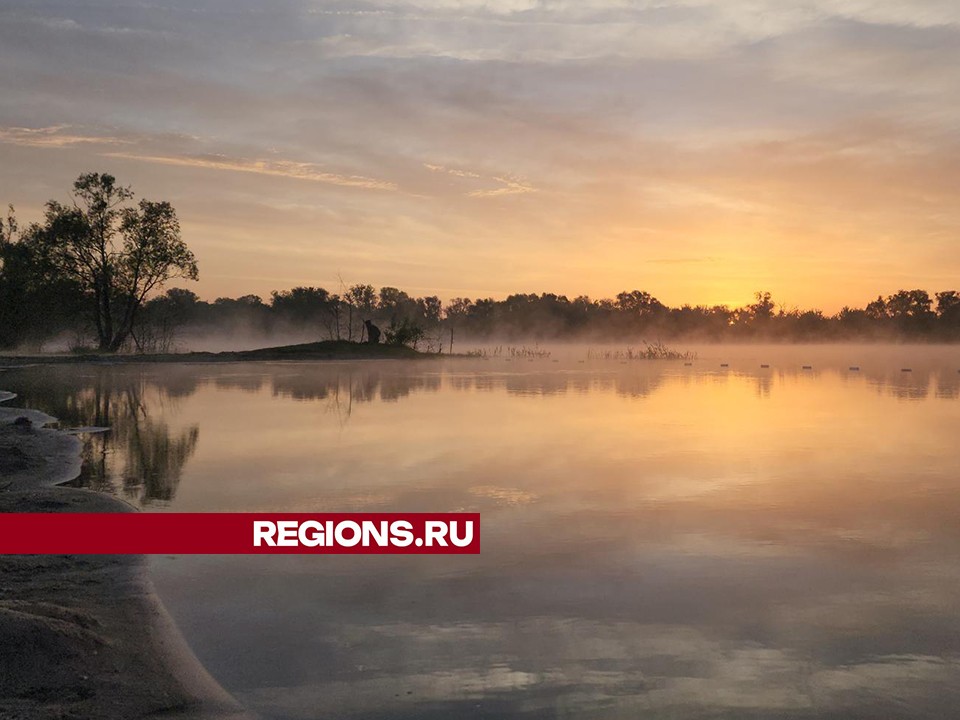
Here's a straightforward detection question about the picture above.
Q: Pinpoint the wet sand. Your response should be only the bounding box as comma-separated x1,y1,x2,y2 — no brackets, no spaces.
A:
0,397,255,719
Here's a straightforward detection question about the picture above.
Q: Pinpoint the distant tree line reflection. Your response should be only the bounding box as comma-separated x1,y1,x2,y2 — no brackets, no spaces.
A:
3,363,957,506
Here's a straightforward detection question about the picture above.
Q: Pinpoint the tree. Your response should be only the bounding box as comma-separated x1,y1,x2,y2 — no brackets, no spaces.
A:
885,289,935,335
417,295,442,325
749,291,776,322
39,173,198,352
344,283,377,340
0,206,85,348
936,291,960,327
137,288,204,352
384,317,425,348
0,204,18,245
615,290,663,314
270,286,333,325
865,295,888,320
886,289,933,319
378,286,414,320
445,297,473,322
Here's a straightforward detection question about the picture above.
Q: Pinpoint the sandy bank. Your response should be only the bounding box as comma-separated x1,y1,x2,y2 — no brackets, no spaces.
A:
0,396,255,719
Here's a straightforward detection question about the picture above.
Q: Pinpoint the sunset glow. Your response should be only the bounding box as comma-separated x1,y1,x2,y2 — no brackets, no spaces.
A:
1,1,958,310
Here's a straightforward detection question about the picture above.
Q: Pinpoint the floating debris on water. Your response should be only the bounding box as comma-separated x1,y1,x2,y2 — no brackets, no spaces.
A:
849,366,860,371
802,365,813,370
63,426,111,435
760,364,769,368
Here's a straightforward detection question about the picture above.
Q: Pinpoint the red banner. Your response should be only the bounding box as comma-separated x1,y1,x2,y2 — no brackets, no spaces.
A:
0,513,480,554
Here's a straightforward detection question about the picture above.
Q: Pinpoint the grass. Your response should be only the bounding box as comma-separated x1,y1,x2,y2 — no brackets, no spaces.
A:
587,341,696,361
466,344,552,359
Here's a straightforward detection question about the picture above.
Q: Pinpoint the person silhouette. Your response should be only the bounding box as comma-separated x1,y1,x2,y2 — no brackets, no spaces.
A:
364,320,381,344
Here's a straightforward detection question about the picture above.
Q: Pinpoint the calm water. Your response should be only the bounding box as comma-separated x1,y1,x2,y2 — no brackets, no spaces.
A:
4,345,960,719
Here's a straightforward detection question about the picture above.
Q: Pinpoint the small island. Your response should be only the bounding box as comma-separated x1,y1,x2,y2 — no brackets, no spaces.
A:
0,340,433,367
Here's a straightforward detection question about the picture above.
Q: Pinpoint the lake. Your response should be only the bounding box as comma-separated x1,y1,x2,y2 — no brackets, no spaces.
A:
3,344,960,719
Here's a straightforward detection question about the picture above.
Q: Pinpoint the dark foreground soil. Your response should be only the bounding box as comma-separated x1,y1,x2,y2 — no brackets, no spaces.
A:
0,403,255,720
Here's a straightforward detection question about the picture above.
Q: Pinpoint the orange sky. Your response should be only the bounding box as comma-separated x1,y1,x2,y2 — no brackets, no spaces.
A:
1,1,958,312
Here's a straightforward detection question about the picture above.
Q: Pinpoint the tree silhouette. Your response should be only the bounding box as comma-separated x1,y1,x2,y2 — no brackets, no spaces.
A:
0,206,84,349
39,173,198,352
7,174,960,347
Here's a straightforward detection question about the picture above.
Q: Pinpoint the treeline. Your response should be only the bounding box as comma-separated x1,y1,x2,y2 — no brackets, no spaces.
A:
138,285,445,352
139,287,960,347
4,174,960,351
6,282,958,352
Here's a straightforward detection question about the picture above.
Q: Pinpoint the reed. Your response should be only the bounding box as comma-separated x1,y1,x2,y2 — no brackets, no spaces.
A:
587,341,696,361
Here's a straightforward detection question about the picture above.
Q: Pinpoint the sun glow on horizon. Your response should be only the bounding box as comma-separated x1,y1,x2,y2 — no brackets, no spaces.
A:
1,1,958,311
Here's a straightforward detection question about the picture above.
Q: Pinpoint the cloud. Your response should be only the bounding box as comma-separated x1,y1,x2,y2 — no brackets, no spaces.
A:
468,176,538,198
424,163,481,178
0,0,958,305
424,163,537,197
103,151,397,191
0,125,131,148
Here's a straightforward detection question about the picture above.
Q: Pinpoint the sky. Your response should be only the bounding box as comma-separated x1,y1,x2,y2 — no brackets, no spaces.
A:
0,0,958,312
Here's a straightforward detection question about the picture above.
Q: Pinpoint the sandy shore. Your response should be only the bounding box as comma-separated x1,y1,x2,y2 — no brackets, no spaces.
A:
0,395,255,719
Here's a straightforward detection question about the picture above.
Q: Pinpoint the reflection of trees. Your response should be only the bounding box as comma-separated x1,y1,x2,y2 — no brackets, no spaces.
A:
68,374,200,505
214,374,265,393
271,369,437,425
270,369,435,422
935,370,960,400
6,360,959,507
380,373,441,401
861,369,933,401
487,371,665,398
269,367,669,404
4,366,200,505
122,416,199,503
754,373,773,398
271,369,440,404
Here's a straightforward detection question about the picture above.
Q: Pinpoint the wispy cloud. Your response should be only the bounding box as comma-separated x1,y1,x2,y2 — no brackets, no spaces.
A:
0,125,396,191
104,152,397,191
1,1,958,305
468,176,538,198
424,163,537,197
642,182,768,213
424,163,481,179
0,125,131,148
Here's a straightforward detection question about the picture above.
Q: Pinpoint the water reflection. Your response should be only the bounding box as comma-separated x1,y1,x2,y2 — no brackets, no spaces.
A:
3,367,200,504
2,350,960,718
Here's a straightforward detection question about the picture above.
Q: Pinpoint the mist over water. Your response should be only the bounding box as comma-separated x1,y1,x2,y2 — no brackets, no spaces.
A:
3,345,960,719
174,327,332,354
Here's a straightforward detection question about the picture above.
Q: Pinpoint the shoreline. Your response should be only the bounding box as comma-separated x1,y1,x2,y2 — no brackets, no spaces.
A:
0,394,255,719
0,339,440,367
